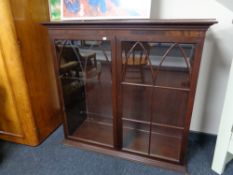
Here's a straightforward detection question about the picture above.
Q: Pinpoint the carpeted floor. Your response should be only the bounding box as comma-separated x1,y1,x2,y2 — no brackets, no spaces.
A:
0,127,233,175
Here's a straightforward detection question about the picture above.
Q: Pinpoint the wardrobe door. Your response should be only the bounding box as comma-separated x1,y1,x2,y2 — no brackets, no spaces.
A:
0,50,23,138
54,38,115,147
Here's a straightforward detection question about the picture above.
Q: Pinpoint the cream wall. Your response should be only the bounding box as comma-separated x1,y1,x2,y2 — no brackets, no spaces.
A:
150,0,233,134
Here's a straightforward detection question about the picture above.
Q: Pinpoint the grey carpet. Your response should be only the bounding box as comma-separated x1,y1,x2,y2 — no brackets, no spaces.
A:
0,127,233,175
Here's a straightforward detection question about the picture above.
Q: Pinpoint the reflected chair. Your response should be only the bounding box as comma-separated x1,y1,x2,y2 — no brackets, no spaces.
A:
122,41,151,83
58,44,101,81
57,43,101,106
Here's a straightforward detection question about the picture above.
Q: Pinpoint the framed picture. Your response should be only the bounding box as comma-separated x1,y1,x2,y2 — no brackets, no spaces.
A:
48,0,61,21
61,0,151,20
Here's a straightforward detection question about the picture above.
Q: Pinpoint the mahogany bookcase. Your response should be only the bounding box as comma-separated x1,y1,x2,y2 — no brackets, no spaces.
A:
43,19,217,172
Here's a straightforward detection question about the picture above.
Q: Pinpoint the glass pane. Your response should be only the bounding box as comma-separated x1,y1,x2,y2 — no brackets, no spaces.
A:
122,85,151,122
121,41,153,84
55,39,113,147
151,43,194,88
150,125,183,161
121,41,195,89
152,88,188,127
121,85,151,154
123,120,150,155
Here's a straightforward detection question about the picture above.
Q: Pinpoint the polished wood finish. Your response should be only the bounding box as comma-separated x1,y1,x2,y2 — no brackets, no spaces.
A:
9,0,62,143
44,19,217,171
0,0,38,145
0,0,61,146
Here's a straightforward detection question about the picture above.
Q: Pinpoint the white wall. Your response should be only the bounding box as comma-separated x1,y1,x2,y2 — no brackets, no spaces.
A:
217,0,233,12
151,0,233,134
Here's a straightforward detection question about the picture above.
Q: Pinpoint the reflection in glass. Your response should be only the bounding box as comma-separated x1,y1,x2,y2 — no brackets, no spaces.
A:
121,41,195,161
123,120,150,154
122,85,151,154
56,39,113,147
150,125,183,161
121,41,152,83
121,42,195,88
152,89,188,127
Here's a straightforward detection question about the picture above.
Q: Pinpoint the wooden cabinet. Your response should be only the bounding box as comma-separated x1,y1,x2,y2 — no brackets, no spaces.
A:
44,20,216,171
0,0,61,146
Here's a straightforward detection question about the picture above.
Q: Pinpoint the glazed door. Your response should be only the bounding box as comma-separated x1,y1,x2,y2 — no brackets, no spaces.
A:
54,37,115,148
117,38,196,162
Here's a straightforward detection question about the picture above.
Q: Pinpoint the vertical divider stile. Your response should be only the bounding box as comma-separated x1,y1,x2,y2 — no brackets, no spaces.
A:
148,86,154,155
113,37,123,149
111,36,117,149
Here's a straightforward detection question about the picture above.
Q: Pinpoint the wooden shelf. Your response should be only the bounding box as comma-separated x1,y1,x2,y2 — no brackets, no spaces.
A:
70,115,182,162
123,127,149,155
122,117,184,130
72,118,113,147
123,126,182,162
121,68,191,90
150,132,182,162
